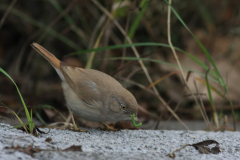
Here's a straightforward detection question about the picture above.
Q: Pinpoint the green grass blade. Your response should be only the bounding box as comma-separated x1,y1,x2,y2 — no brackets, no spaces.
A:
13,122,31,129
0,67,35,133
128,0,148,39
108,57,218,83
164,0,223,85
67,43,168,55
164,0,235,130
17,105,68,123
68,42,217,77
30,109,33,133
0,68,30,120
225,88,236,130
205,69,219,127
35,109,47,125
48,0,88,47
0,105,28,133
205,69,214,110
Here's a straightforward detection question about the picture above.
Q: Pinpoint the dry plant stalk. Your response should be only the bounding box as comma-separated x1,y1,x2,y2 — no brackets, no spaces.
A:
167,0,210,129
191,72,211,130
0,0,18,29
91,0,189,130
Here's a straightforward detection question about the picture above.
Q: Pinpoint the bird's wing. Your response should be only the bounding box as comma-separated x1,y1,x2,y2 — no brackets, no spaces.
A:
60,62,103,107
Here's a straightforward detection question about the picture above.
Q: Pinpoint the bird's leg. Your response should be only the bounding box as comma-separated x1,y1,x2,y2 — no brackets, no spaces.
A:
100,122,119,131
67,108,88,132
68,108,78,130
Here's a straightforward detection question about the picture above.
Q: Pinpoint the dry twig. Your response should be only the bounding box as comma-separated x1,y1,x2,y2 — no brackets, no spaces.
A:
91,0,189,130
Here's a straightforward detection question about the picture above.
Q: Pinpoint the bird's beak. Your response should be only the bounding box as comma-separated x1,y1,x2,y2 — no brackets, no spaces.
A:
129,114,140,121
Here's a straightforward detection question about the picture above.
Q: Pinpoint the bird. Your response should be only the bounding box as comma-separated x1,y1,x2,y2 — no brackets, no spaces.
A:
31,43,140,131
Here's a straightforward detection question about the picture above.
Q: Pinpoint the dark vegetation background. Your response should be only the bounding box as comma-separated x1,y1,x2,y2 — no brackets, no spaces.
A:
0,0,239,130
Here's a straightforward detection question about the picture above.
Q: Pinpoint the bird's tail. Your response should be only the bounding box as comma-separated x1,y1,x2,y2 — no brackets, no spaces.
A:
31,42,65,81
31,42,61,69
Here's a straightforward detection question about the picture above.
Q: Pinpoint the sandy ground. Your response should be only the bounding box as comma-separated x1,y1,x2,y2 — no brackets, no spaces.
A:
0,123,240,160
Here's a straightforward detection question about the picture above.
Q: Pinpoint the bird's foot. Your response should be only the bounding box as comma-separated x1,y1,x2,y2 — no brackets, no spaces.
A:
69,123,88,132
100,122,120,131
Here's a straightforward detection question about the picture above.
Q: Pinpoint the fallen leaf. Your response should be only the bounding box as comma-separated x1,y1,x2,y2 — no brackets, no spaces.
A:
45,137,52,142
4,145,40,157
192,140,221,154
169,140,221,158
63,145,82,152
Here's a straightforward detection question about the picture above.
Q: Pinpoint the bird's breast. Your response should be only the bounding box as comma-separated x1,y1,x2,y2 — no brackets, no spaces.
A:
61,82,121,122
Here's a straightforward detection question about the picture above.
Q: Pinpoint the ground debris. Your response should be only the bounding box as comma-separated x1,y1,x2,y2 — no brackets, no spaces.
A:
191,140,221,154
4,145,41,157
45,137,52,142
169,140,221,158
4,144,82,157
17,125,50,137
63,145,82,152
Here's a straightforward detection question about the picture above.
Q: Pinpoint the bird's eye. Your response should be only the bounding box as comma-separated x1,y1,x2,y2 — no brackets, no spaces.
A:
121,104,126,110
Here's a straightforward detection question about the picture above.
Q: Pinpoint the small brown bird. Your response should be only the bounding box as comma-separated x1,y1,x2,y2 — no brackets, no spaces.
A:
31,43,139,131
